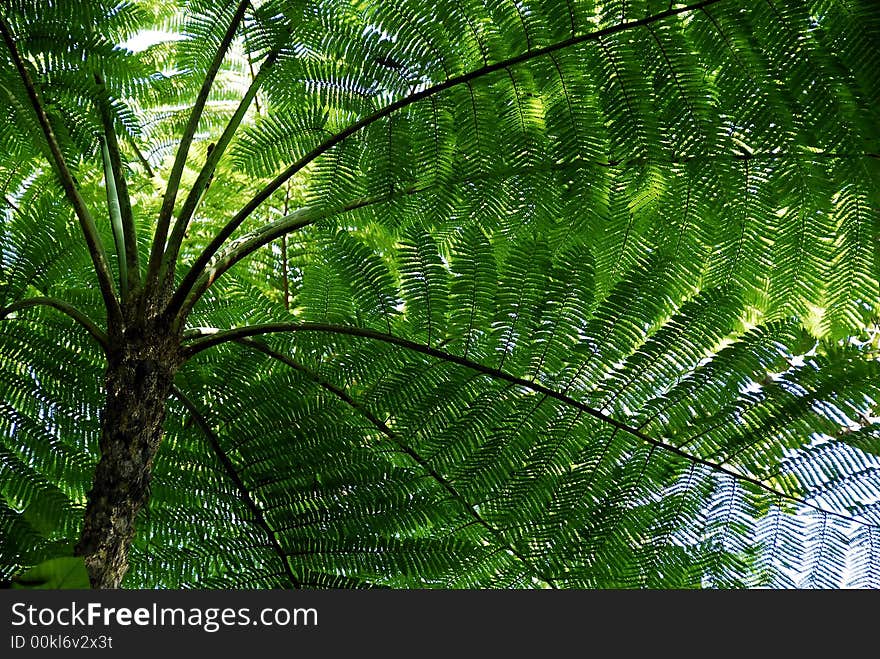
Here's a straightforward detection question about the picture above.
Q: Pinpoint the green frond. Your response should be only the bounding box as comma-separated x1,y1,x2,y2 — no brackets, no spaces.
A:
2,0,879,589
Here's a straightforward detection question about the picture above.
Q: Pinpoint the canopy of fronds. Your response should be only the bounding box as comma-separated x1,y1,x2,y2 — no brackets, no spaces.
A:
1,0,879,588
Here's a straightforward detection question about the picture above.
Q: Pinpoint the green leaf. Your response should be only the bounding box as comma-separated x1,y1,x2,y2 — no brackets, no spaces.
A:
21,499,65,538
11,557,90,590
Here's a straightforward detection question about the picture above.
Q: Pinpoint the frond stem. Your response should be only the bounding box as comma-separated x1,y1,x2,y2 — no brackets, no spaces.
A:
169,385,302,589
95,72,141,297
182,322,877,528
170,196,382,325
235,337,558,588
159,46,282,290
144,0,251,309
100,136,128,299
0,16,122,329
1,297,109,353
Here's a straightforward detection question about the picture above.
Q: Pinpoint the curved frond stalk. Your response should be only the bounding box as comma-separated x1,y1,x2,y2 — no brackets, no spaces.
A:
144,0,252,309
236,338,558,588
170,196,384,324
169,386,301,588
95,72,141,297
2,193,20,213
159,46,284,291
99,136,128,298
0,16,122,328
125,133,154,178
0,297,109,353
183,322,876,529
182,0,725,299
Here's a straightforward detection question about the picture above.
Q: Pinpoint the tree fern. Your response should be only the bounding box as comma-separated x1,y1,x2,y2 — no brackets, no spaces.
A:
1,0,878,589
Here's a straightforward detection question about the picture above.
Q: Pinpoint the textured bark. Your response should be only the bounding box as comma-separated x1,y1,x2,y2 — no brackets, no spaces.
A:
75,318,181,588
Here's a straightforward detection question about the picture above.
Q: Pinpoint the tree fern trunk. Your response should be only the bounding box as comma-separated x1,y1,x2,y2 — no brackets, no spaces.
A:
75,323,180,588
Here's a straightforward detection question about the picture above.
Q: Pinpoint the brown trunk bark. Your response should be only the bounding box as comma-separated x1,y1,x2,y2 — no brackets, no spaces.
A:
75,320,180,588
